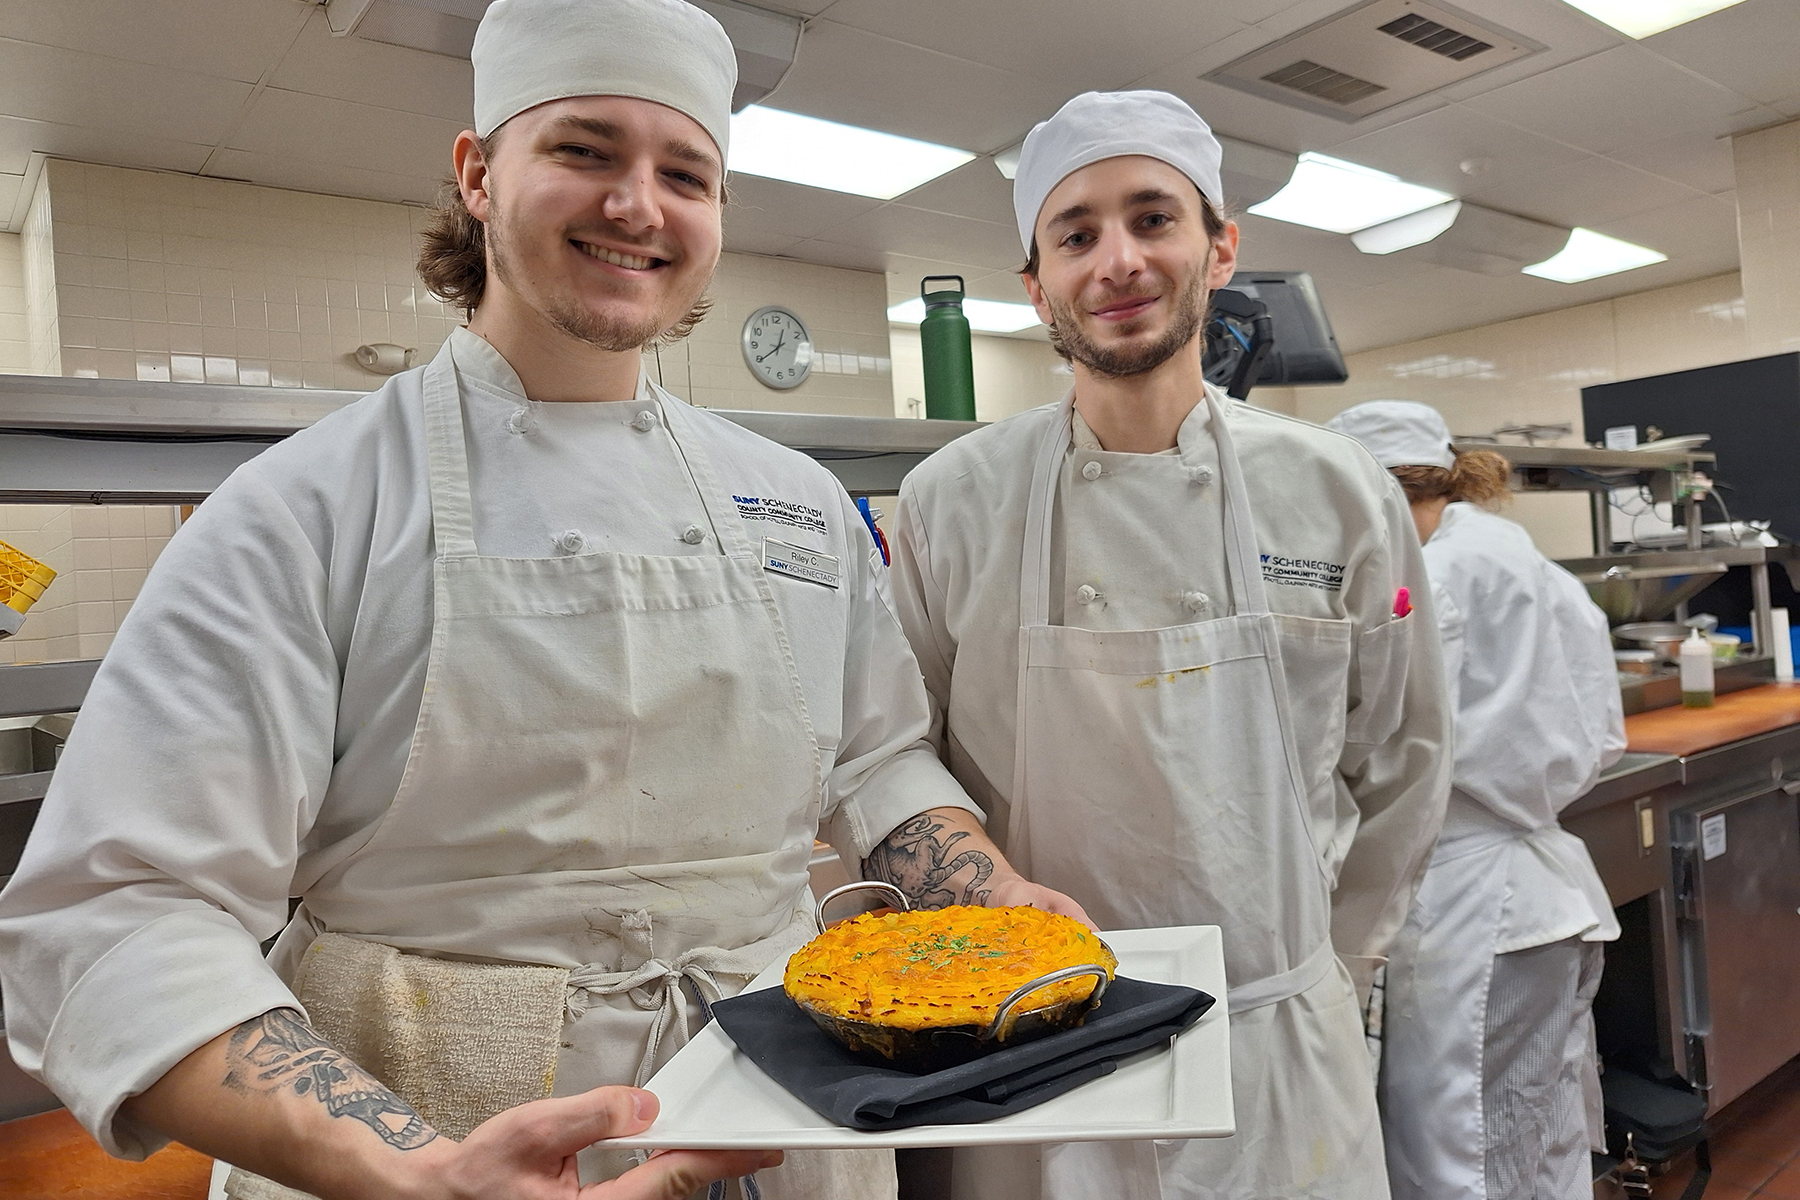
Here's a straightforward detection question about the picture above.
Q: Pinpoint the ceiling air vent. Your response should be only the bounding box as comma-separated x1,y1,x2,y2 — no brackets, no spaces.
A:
1378,13,1493,61
1261,61,1387,106
1206,0,1542,123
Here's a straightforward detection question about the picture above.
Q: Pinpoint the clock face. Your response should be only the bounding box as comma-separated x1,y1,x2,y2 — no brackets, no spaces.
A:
742,306,814,390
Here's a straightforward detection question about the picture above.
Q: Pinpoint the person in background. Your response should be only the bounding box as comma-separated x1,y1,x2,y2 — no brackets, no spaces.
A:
1326,400,1625,1200
0,2,1080,1198
888,90,1453,1200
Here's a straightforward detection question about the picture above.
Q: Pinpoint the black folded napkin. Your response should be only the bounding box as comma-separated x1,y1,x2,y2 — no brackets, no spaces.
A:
708,976,1213,1131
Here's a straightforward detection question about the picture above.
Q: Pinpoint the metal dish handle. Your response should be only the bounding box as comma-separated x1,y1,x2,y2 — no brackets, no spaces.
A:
816,880,911,928
982,964,1112,1041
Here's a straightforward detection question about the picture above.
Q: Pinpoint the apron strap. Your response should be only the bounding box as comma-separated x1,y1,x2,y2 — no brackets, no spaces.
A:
420,341,480,558
1226,938,1337,1015
1199,389,1271,618
654,379,757,562
1018,391,1076,628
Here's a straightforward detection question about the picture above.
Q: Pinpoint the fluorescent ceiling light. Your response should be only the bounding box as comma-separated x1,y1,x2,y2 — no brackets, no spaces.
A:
1522,228,1667,283
887,297,1041,333
1351,201,1463,255
729,106,975,200
1556,0,1749,38
1247,152,1455,235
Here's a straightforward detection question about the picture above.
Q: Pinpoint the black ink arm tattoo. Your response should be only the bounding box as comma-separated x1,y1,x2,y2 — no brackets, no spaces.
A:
223,1009,438,1151
863,812,996,909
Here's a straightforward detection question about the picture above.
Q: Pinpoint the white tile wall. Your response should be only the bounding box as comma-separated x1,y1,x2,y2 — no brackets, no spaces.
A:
1732,119,1800,357
0,233,28,374
21,174,60,377
1292,271,1752,557
647,252,894,416
44,159,460,390
0,504,176,664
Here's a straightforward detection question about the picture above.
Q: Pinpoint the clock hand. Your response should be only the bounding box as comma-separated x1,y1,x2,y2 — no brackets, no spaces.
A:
756,332,787,363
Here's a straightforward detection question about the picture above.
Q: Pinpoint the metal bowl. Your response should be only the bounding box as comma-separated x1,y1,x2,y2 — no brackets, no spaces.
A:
1613,621,1691,662
800,882,1116,1074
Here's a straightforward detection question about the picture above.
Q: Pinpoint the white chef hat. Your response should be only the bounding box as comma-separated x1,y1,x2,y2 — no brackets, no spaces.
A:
1012,90,1225,253
472,0,737,159
1324,401,1457,470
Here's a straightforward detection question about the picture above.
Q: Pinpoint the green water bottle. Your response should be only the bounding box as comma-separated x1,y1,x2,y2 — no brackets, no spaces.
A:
920,275,977,421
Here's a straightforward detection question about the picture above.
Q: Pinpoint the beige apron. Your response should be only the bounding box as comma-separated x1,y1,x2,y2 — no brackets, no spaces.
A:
227,342,892,1199
950,391,1387,1200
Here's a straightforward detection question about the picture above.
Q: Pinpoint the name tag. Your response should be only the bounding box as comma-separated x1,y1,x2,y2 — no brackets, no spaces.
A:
763,537,840,589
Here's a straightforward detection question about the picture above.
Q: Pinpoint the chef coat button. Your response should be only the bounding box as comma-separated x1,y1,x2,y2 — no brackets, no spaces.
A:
1184,590,1211,614
506,406,534,435
1188,465,1214,486
1080,460,1103,481
681,524,705,545
557,529,586,553
1076,584,1099,605
632,409,659,432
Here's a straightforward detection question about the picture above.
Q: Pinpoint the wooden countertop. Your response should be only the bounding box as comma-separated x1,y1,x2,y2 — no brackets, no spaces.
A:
1625,682,1800,757
0,1108,210,1199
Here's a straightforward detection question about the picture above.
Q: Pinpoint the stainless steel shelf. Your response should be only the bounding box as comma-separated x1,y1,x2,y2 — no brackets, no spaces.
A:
0,373,982,500
0,660,99,719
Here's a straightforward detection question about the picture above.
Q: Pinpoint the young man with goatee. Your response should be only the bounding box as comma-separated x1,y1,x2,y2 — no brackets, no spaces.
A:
890,90,1452,1200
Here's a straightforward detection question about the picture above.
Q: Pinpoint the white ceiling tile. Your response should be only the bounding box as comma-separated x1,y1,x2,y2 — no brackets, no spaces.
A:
723,175,881,255
1328,103,1595,196
767,20,1074,153
745,0,837,15
226,88,466,182
201,148,438,207
1636,0,1800,109
1608,133,1739,197
885,259,1031,305
893,158,1015,225
1600,192,1740,277
780,238,892,274
813,204,1021,272
268,7,475,124
1460,44,1772,157
819,0,1251,91
0,173,21,222
0,37,253,147
0,113,212,178
0,0,303,83
1460,150,1702,228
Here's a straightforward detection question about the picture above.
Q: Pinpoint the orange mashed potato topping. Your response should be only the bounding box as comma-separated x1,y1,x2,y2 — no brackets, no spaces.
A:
784,905,1115,1031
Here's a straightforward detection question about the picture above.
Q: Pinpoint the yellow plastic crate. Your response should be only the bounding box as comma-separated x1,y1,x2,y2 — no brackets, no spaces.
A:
1,539,57,638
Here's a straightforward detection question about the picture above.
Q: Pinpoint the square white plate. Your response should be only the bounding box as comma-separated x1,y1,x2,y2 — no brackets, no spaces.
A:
608,924,1233,1149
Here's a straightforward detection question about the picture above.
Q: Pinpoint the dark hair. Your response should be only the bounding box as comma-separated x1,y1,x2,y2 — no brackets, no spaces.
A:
1019,192,1230,277
416,130,720,342
1392,450,1512,508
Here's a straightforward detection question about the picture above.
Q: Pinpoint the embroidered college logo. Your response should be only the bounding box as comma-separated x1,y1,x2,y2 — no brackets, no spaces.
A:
733,495,828,535
1260,553,1345,592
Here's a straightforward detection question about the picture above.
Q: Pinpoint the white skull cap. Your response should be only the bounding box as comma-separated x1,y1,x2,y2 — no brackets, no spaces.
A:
1323,400,1457,471
472,0,737,160
1012,90,1224,253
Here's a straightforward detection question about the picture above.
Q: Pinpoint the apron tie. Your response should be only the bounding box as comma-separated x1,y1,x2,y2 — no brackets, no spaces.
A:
563,910,768,1087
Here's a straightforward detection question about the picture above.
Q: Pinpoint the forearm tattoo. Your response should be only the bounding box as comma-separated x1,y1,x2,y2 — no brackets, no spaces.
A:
863,813,995,908
223,1009,438,1150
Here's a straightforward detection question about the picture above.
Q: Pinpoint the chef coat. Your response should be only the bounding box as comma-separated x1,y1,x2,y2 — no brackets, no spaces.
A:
1421,501,1624,951
893,392,1452,979
1380,501,1622,1200
0,327,975,1158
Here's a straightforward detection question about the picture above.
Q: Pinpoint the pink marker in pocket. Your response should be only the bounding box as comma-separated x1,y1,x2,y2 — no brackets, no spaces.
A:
1393,587,1412,619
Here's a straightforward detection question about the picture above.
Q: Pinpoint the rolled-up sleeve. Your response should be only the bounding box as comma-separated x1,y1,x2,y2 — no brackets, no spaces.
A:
1330,479,1453,993
0,465,338,1158
815,492,978,861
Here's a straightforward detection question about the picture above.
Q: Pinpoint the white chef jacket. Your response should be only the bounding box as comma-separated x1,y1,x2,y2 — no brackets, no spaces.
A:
893,393,1452,982
0,327,976,1156
1423,501,1625,950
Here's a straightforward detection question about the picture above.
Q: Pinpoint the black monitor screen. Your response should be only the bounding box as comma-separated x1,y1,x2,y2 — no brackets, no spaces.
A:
1224,270,1348,386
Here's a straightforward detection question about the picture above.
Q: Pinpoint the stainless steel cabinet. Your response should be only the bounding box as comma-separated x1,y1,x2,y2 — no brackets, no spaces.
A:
1671,784,1800,1112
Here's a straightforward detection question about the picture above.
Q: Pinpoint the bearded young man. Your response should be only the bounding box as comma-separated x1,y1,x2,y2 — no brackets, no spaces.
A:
0,2,1080,1198
889,90,1453,1200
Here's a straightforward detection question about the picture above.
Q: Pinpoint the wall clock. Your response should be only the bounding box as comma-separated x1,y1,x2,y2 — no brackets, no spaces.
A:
741,305,814,390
